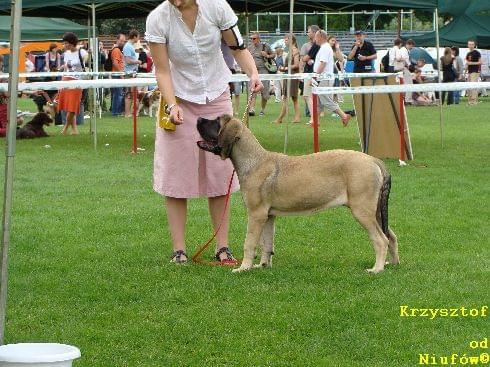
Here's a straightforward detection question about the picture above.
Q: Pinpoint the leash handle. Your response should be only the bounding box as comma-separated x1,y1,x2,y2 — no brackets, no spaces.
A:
242,92,255,128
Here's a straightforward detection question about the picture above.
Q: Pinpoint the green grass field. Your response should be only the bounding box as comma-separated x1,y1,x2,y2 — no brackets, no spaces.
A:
1,94,489,366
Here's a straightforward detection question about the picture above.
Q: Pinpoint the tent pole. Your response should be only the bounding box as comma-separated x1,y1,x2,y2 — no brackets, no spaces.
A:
92,3,98,151
435,7,443,148
87,12,93,135
245,1,250,127
0,0,22,345
283,0,294,154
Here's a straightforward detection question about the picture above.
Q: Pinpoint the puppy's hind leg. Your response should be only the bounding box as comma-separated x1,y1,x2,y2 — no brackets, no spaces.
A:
254,215,275,268
232,211,268,273
351,207,388,274
386,227,399,265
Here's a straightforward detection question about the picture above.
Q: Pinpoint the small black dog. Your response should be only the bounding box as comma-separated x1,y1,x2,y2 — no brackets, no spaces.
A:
16,112,53,139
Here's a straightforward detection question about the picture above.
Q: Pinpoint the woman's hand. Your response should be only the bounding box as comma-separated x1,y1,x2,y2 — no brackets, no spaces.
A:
169,105,184,125
249,73,263,93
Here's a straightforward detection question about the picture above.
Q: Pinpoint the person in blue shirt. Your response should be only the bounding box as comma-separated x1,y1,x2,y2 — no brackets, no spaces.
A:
123,30,143,117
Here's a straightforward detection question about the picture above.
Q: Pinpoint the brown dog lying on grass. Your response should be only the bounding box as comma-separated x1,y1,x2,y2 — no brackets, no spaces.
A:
197,115,399,274
16,112,53,139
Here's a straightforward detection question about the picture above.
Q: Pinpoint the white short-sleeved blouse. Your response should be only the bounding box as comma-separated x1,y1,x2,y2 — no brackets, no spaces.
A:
145,0,238,104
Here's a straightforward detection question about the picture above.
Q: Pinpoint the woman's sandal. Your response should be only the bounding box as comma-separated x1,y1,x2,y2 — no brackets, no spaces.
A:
170,250,188,264
215,247,238,265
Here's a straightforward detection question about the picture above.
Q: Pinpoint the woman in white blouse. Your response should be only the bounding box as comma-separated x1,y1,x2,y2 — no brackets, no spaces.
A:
146,0,262,264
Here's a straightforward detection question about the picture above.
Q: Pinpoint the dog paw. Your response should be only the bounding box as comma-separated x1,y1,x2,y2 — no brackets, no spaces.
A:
232,265,252,273
253,262,270,269
366,267,383,274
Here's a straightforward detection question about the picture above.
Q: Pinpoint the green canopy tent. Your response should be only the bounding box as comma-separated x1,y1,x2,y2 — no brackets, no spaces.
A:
0,0,439,16
0,16,89,41
0,0,442,346
403,1,490,48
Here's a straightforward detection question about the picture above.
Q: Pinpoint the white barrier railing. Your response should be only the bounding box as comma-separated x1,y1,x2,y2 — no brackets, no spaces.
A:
312,82,490,95
1,77,487,94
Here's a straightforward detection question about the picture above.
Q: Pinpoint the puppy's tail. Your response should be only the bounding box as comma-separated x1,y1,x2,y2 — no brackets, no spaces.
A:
375,160,391,238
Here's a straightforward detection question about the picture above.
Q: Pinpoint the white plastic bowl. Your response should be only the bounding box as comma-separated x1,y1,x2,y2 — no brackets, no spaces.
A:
0,343,81,367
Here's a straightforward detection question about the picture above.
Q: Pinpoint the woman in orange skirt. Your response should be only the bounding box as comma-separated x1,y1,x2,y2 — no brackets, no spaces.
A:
58,32,88,135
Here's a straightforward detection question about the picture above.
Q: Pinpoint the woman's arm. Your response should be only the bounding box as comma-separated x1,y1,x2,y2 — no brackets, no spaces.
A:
221,29,262,93
44,53,49,72
231,49,262,93
148,42,183,124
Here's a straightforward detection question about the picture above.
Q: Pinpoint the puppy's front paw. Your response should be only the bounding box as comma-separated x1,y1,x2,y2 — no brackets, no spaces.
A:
232,261,253,273
232,266,250,273
366,267,383,274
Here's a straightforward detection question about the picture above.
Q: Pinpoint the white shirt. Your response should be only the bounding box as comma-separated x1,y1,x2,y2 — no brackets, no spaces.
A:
399,47,410,69
313,42,334,75
145,0,238,104
25,58,35,73
388,46,398,67
63,48,88,79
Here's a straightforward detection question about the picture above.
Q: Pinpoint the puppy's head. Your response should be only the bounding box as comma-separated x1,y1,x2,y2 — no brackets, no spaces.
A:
197,114,243,160
32,112,53,126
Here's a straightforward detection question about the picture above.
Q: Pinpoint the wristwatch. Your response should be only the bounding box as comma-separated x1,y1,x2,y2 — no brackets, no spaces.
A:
165,103,176,115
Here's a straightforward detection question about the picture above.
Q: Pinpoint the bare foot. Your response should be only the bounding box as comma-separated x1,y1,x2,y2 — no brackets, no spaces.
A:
272,119,282,124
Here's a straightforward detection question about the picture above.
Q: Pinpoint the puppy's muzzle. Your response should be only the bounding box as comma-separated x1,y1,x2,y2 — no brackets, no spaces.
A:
196,140,222,155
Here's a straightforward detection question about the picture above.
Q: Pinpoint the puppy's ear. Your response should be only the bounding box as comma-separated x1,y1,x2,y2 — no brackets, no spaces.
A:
218,117,242,160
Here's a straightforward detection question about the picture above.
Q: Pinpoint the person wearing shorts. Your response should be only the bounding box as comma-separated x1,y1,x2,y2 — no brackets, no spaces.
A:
313,30,351,127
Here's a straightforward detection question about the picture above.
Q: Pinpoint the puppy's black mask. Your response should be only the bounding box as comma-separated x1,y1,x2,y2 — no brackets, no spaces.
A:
196,117,222,155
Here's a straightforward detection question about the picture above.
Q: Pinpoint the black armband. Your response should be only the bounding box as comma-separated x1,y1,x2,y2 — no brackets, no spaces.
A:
224,24,245,50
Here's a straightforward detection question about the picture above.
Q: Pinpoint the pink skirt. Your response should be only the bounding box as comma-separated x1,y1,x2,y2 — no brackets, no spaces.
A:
154,90,239,198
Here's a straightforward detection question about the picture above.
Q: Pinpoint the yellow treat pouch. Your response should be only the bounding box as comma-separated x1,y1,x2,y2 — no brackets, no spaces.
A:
158,96,176,131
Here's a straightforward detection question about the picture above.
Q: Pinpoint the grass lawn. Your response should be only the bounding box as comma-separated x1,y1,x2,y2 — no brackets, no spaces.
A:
1,94,488,366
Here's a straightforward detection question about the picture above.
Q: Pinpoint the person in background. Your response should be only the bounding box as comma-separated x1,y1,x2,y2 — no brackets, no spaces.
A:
231,61,244,116
25,53,35,73
98,41,109,112
412,68,434,106
44,43,61,72
272,35,301,124
146,0,262,264
440,47,456,106
328,35,344,103
137,43,149,73
274,46,285,102
99,41,107,70
110,34,126,116
348,30,377,73
402,39,415,104
247,32,274,116
405,39,415,59
313,30,351,126
300,24,320,119
465,40,481,106
388,38,402,73
451,46,464,105
58,32,88,135
123,29,143,118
